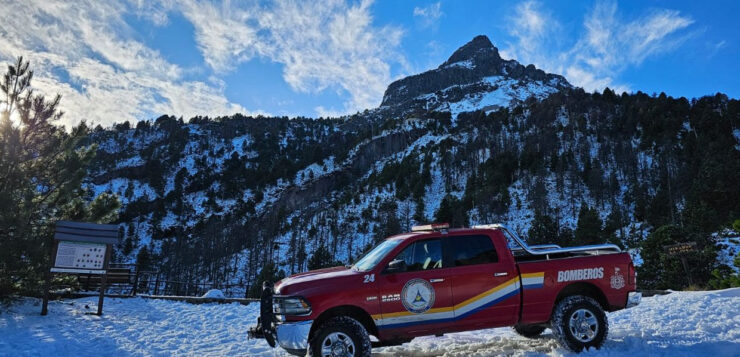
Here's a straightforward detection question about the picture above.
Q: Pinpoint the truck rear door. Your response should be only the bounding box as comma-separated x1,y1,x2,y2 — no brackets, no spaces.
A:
443,233,520,329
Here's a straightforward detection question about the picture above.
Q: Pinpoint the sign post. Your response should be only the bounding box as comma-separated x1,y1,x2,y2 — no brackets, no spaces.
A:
41,221,119,316
664,241,699,286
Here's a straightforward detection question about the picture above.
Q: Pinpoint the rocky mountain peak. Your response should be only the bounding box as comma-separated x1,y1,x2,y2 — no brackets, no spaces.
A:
440,35,501,68
379,35,570,113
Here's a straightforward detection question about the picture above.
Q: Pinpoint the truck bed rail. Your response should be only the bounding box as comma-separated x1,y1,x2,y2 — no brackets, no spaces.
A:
472,224,621,257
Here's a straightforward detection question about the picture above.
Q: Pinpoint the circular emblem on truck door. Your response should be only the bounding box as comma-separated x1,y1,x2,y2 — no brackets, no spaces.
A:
401,279,435,314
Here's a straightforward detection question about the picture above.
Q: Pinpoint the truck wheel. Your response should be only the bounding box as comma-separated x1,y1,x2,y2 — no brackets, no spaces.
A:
309,316,371,357
513,324,546,338
551,295,608,352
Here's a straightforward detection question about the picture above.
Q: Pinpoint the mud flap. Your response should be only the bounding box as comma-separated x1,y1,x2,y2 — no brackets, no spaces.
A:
247,282,277,347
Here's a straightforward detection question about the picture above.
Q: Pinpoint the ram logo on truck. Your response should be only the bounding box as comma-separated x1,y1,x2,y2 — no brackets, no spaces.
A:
556,267,604,282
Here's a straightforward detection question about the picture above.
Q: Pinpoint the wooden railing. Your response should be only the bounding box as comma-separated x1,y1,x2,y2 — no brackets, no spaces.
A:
66,264,251,298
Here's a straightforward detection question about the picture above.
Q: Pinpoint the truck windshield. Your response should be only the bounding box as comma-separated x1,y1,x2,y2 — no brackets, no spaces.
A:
351,239,402,272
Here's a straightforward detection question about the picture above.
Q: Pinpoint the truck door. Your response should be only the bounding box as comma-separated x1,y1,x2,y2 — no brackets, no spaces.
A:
444,234,520,329
376,238,454,336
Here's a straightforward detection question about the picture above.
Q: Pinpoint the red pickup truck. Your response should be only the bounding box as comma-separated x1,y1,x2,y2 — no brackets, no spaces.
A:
249,223,641,356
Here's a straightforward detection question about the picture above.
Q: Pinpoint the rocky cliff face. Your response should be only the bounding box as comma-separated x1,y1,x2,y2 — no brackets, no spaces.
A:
380,35,570,115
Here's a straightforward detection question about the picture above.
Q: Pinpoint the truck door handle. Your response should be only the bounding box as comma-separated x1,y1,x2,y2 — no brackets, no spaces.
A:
494,272,508,277
429,278,444,283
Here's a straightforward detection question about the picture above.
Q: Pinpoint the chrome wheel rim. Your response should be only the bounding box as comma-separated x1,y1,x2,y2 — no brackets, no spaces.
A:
321,332,355,357
568,308,598,343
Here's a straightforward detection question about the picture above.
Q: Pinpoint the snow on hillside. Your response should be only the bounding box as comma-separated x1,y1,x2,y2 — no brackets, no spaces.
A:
2,289,738,356
716,234,740,272
424,76,561,119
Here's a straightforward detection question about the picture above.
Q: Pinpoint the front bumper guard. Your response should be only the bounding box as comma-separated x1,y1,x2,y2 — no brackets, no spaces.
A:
247,282,312,352
626,291,641,308
247,282,277,347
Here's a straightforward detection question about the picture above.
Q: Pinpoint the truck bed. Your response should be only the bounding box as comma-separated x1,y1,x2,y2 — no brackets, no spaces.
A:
515,251,634,324
512,249,619,262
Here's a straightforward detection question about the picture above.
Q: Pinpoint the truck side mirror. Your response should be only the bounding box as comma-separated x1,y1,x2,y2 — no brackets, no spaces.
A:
385,259,407,273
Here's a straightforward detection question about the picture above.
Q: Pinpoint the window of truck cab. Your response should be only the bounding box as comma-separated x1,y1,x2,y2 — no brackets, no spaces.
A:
443,235,498,267
385,238,443,273
352,239,402,272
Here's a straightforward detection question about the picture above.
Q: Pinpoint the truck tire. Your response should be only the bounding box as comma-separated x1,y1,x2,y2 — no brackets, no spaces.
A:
513,324,546,338
309,316,371,357
550,295,608,352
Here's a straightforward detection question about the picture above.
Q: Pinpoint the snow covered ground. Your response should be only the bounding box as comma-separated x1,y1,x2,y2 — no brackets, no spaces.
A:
1,289,738,356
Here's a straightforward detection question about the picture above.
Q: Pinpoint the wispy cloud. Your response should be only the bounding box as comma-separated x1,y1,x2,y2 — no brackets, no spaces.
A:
413,2,444,28
706,40,727,59
502,0,694,93
162,0,407,116
0,0,250,128
176,1,259,73
500,1,559,75
0,0,405,126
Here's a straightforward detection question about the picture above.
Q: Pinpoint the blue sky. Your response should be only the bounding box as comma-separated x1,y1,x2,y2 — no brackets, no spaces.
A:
0,0,737,127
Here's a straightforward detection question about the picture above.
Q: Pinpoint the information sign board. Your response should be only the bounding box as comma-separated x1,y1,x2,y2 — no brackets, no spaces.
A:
665,242,698,256
42,221,119,316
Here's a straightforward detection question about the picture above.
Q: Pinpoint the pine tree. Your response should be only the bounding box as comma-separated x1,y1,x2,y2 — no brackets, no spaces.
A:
574,204,604,246
123,235,134,257
247,262,285,297
0,57,120,296
435,194,468,227
647,185,673,228
377,200,401,240
602,209,625,248
528,210,559,246
638,225,718,289
297,240,308,271
307,245,340,270
413,196,426,223
136,246,152,271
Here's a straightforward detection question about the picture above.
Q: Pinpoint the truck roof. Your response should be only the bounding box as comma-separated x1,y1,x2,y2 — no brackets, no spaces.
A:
387,224,623,257
386,227,498,240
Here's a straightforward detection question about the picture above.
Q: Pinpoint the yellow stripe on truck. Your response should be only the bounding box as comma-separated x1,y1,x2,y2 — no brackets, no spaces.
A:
372,274,540,322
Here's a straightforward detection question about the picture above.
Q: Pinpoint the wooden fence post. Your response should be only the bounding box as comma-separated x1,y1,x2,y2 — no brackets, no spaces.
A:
132,265,139,296
97,273,107,316
97,244,112,316
41,240,60,316
40,269,51,316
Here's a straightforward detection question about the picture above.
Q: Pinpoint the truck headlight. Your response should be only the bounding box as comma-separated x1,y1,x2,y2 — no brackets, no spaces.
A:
273,296,312,316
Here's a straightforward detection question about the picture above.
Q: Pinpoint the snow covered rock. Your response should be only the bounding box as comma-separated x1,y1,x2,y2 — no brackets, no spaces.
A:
201,289,226,299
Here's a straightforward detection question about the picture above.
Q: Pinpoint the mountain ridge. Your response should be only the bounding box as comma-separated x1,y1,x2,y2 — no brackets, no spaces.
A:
81,35,739,297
